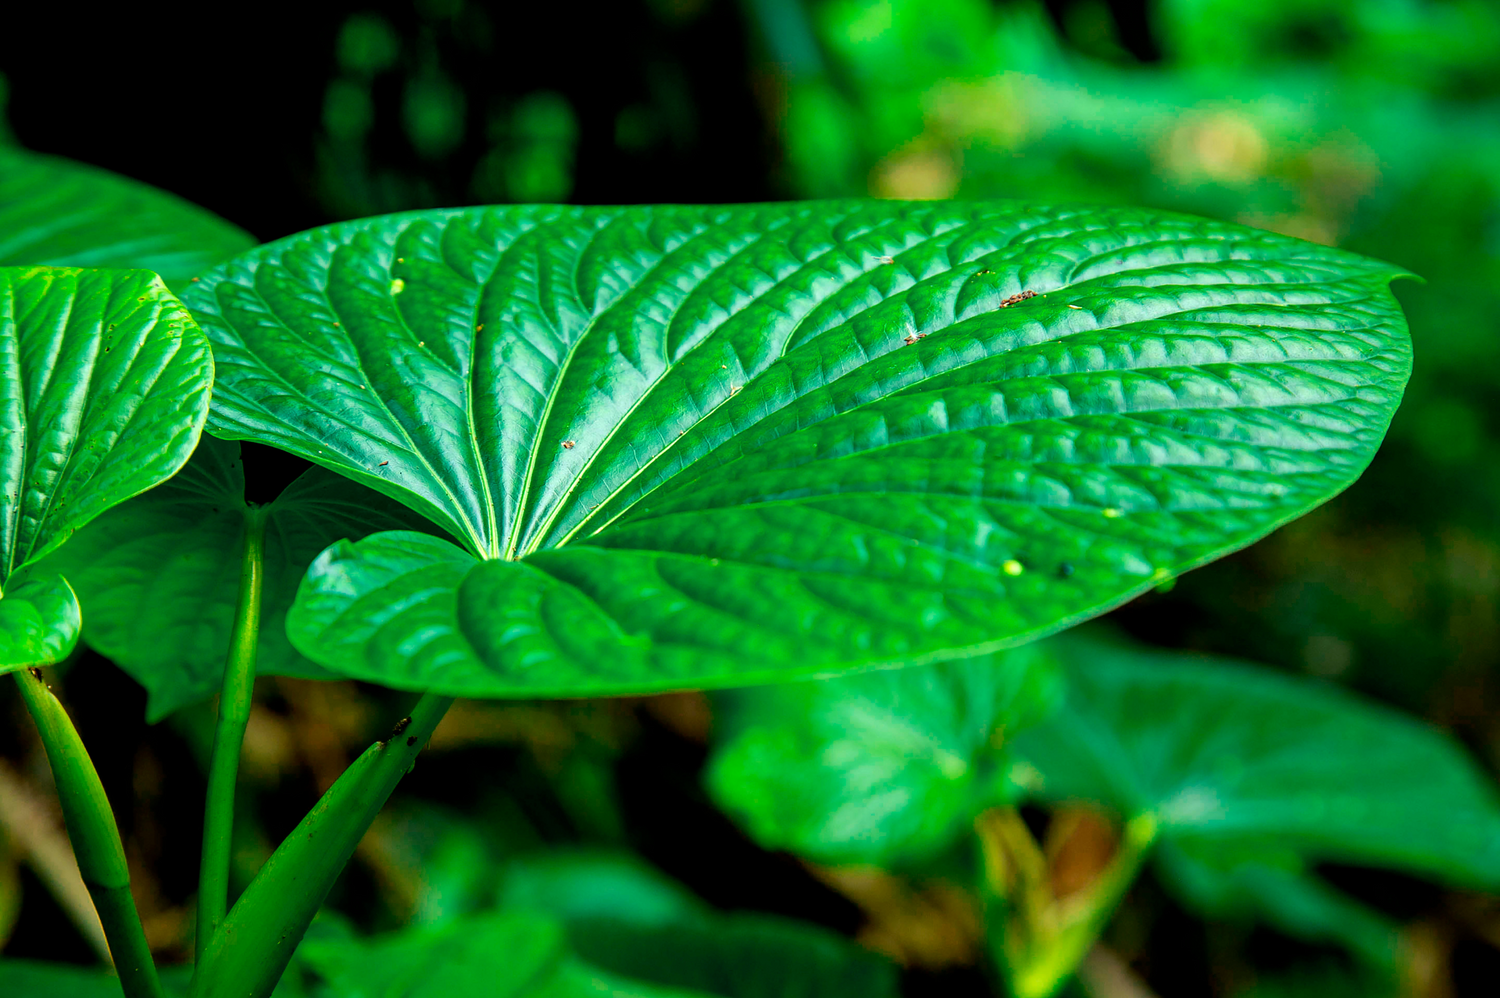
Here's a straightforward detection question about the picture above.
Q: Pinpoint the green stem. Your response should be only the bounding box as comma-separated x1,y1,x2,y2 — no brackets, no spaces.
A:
15,668,165,998
196,506,267,963
979,808,1159,998
190,691,453,998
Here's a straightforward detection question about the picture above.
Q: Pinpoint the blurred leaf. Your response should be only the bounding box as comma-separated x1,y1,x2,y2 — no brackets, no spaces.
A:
404,69,467,160
337,13,401,76
184,202,1414,697
0,149,254,290
707,645,1059,866
0,960,127,998
497,849,707,927
1014,631,1500,963
293,909,713,998
498,849,901,998
30,435,445,720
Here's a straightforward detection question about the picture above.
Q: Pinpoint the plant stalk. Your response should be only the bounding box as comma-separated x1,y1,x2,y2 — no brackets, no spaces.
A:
14,667,166,998
196,505,268,963
190,691,453,998
979,807,1159,998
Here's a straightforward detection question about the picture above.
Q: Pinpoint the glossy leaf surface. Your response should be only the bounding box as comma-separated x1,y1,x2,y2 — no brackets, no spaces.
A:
1014,633,1500,961
188,202,1413,696
706,646,1058,865
33,435,444,720
1,266,212,664
0,575,79,674
0,148,254,291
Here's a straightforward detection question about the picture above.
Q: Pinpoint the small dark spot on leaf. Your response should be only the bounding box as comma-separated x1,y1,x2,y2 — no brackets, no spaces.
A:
977,269,993,275
562,440,576,449
407,736,417,747
28,667,43,680
390,716,411,738
1057,562,1075,578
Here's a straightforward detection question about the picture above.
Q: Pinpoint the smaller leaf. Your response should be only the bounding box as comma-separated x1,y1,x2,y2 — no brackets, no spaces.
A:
0,575,79,673
1013,631,1500,963
706,645,1060,866
498,849,901,998
0,267,212,587
292,909,710,998
32,435,445,719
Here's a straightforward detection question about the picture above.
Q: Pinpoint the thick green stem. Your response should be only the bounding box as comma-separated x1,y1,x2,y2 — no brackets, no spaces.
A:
190,691,453,998
196,506,267,963
15,668,165,998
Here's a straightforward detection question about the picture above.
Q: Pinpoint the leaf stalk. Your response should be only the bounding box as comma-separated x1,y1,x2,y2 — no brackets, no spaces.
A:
190,691,453,998
978,806,1158,998
14,667,166,998
196,505,268,962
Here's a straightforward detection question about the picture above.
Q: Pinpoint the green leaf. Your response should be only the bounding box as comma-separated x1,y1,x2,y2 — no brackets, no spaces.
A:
31,434,445,720
1013,631,1500,961
1,267,212,588
186,202,1413,696
0,959,124,997
497,849,901,998
0,574,79,673
705,644,1059,865
0,148,255,291
291,909,713,998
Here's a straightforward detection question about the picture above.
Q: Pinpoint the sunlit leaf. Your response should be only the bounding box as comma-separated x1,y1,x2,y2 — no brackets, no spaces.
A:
185,202,1412,696
0,149,254,290
1,267,211,668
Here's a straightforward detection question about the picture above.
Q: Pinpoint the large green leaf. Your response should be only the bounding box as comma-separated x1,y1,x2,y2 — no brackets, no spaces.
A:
31,434,445,720
185,202,1413,696
0,148,255,291
0,574,80,672
1013,632,1500,961
705,645,1058,865
1,267,211,663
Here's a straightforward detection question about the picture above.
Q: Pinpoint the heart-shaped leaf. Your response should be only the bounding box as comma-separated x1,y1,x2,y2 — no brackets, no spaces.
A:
1012,632,1500,961
1,266,211,599
30,435,446,720
185,202,1412,696
0,148,255,290
705,645,1059,866
0,575,79,673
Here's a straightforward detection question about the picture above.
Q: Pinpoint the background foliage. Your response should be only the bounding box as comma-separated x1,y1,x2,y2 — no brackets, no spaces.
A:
1,0,1497,994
